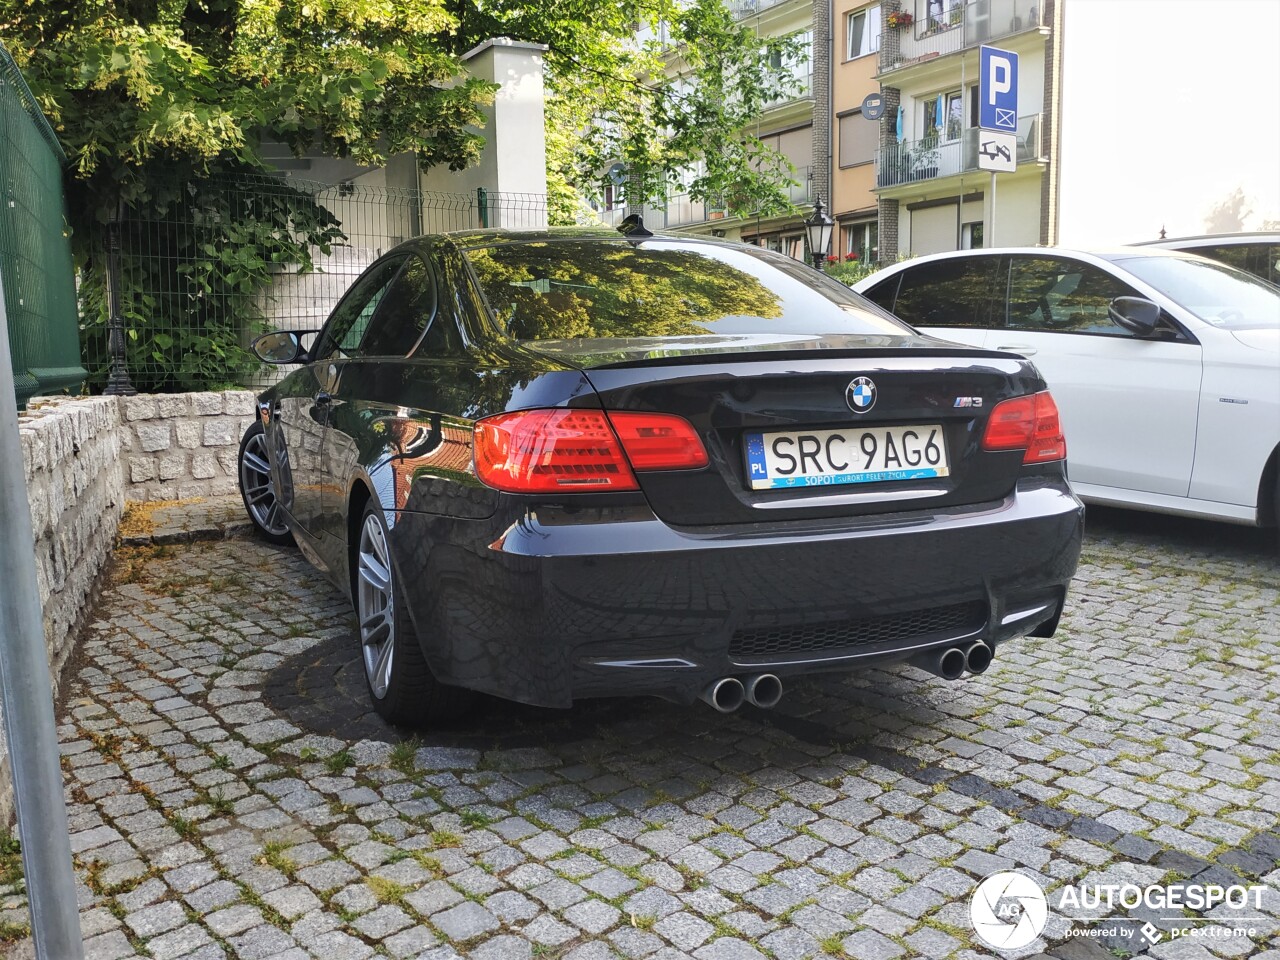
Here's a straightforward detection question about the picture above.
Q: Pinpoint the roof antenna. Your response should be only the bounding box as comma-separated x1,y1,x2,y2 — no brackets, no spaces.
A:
1158,224,1167,240
617,214,653,241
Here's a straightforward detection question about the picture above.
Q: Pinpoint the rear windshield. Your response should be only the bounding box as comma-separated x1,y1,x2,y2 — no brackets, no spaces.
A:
462,238,910,341
1111,254,1280,330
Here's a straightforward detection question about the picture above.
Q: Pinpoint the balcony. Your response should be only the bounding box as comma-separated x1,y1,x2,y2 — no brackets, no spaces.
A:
589,166,813,230
728,0,793,19
881,0,1045,76
659,165,813,228
876,114,1042,188
763,69,813,109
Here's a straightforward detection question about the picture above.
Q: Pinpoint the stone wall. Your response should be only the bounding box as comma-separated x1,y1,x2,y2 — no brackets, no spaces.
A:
20,397,125,682
8,397,127,824
119,390,258,502
4,390,259,823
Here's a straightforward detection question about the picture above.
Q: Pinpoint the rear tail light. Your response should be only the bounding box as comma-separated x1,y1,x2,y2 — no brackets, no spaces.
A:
606,412,709,471
981,391,1066,464
473,408,707,493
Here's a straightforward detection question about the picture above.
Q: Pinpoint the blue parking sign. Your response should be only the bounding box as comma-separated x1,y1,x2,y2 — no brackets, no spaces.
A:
979,45,1018,132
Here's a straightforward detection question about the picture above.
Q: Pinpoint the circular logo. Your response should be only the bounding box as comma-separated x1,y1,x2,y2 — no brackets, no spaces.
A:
846,377,877,414
970,872,1048,951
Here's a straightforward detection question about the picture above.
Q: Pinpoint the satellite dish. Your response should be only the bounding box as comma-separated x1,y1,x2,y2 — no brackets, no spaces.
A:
606,163,628,186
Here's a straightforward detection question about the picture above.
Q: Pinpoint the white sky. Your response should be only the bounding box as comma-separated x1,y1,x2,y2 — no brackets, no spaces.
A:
1056,0,1280,245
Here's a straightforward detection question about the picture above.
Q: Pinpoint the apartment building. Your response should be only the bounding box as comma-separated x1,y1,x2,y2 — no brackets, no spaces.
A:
731,0,820,258
872,0,1056,259
831,0,883,262
612,0,1277,261
608,0,827,260
864,0,1277,258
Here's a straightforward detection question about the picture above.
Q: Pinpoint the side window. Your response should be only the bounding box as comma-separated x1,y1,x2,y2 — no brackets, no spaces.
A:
891,257,1000,327
1197,243,1279,285
1005,257,1141,336
439,247,493,339
313,256,407,361
1265,245,1280,285
860,275,899,312
360,257,461,357
1194,244,1251,273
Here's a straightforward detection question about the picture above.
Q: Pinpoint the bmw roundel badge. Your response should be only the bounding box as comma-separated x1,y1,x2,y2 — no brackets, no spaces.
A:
846,377,877,414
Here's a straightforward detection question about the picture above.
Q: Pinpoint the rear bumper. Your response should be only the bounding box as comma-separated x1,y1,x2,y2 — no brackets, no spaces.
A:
391,478,1084,708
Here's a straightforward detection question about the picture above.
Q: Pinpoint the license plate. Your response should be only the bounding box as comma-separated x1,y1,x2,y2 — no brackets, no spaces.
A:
745,424,950,490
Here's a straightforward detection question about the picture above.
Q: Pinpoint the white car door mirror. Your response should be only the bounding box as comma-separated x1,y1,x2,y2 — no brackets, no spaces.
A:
1108,297,1160,336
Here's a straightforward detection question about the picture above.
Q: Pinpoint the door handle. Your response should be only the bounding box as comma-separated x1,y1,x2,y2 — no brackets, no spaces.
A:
314,391,332,406
996,344,1037,356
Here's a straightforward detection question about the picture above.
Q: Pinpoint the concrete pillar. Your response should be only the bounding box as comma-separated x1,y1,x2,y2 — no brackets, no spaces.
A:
420,38,549,228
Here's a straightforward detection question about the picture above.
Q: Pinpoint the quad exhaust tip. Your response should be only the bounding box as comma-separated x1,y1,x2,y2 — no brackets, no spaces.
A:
965,641,993,675
912,646,967,681
702,674,784,712
744,674,783,709
937,647,967,681
911,642,995,680
701,677,746,713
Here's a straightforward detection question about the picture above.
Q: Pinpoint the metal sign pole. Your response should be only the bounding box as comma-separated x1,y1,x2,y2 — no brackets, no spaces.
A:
990,171,997,247
0,271,85,960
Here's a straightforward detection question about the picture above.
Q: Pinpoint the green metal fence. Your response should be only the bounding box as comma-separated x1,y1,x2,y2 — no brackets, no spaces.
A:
0,45,86,408
92,176,548,392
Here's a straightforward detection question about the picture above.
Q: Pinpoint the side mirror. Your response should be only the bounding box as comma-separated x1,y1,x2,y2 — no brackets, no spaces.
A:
1108,296,1160,336
252,331,308,364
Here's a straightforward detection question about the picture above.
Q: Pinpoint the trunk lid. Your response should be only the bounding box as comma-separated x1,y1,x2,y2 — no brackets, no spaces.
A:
528,338,1044,527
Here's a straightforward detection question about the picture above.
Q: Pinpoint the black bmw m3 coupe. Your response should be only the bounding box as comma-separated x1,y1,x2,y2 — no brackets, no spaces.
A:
238,228,1083,725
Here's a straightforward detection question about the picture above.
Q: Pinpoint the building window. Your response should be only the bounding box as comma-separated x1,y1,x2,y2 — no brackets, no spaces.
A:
785,235,806,261
922,0,966,32
838,111,879,168
846,5,881,60
962,221,984,249
844,221,879,262
921,90,963,141
766,31,813,102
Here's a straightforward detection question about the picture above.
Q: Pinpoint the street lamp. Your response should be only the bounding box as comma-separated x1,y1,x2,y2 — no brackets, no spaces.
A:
804,196,835,272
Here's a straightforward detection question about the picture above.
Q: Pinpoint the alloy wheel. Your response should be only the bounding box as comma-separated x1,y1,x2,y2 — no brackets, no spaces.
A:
239,430,289,537
357,513,396,699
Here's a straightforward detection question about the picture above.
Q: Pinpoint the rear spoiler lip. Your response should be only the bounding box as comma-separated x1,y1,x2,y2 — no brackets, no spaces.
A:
571,346,1028,371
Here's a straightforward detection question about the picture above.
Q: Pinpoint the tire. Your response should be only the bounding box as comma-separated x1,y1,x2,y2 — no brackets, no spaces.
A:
354,501,471,726
238,422,293,545
1274,473,1280,554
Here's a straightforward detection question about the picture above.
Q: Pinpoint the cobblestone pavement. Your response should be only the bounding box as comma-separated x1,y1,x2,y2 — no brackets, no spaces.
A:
4,508,1280,960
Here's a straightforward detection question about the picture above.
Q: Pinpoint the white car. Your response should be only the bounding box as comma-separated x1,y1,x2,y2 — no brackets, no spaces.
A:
853,248,1280,531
